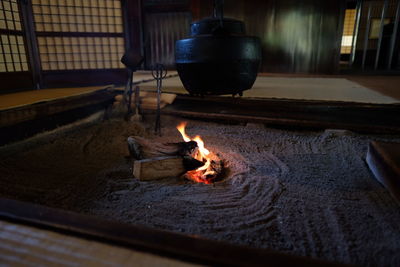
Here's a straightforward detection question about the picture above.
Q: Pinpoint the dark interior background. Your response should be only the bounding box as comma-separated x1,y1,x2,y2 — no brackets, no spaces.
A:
1,0,399,91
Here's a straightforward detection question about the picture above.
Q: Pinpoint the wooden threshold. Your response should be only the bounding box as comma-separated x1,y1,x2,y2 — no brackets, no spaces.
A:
0,198,345,267
367,141,400,205
0,87,116,146
160,95,400,134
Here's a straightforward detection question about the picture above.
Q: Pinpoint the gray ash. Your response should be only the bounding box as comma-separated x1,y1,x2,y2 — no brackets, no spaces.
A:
1,117,400,266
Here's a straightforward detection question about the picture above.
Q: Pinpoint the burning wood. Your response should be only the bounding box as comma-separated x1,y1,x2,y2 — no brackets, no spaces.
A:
127,136,202,180
127,136,197,159
127,122,224,184
177,122,224,184
133,156,204,181
183,152,224,184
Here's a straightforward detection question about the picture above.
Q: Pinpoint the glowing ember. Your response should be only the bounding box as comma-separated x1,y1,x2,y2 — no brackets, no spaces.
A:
176,122,221,184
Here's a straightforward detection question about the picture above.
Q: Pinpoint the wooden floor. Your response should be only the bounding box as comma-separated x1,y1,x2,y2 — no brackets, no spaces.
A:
0,220,196,267
0,85,113,111
0,73,399,111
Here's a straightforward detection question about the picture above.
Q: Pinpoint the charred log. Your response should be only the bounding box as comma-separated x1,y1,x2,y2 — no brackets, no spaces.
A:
127,136,197,159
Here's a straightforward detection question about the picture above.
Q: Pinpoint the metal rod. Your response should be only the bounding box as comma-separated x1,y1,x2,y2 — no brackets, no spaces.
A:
156,77,161,134
362,2,372,70
152,64,167,136
387,0,400,69
349,0,363,67
127,70,133,115
134,85,140,115
375,0,389,69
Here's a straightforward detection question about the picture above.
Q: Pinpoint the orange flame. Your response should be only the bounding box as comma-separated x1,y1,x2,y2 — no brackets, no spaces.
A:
176,122,215,184
177,122,191,142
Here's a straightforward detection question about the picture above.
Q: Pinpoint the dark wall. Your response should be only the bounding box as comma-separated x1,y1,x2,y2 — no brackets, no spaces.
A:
221,0,345,74
142,0,192,69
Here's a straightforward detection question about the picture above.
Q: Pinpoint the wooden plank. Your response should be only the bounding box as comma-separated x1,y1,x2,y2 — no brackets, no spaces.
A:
0,87,115,127
159,95,400,134
0,89,116,146
0,220,194,267
0,86,113,111
133,156,187,180
366,141,400,205
0,198,345,266
162,107,400,134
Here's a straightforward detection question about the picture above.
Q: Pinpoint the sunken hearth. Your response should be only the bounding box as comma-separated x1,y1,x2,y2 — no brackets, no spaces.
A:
1,116,400,266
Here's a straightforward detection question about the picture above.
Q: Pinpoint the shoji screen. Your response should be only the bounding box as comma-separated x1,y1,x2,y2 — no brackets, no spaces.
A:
31,0,127,87
0,0,34,90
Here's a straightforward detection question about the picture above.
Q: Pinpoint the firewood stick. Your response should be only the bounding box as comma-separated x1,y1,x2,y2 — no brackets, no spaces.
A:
133,156,204,181
127,136,197,159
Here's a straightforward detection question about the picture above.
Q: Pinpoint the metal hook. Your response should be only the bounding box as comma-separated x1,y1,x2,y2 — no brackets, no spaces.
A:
152,64,167,136
151,63,168,81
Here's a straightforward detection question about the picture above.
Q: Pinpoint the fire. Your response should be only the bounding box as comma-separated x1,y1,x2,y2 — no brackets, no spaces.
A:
176,122,216,184
177,122,191,142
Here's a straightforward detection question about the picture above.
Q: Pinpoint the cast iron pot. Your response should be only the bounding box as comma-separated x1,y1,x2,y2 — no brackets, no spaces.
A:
175,15,261,96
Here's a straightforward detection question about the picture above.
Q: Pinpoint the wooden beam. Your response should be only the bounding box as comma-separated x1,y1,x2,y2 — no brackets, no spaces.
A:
366,141,400,205
0,88,115,146
159,95,400,134
0,198,343,266
123,0,143,56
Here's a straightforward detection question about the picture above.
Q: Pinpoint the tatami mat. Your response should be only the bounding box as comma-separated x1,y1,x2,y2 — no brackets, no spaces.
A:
139,76,400,104
0,85,113,111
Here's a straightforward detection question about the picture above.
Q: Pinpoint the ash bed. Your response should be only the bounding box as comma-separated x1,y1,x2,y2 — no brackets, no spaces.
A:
1,116,399,266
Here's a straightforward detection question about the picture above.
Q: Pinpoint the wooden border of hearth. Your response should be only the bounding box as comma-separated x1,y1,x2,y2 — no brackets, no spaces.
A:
0,198,346,267
157,95,400,134
367,141,400,205
0,86,116,146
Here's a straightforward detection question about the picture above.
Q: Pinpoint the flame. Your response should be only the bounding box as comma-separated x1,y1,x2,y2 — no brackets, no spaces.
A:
177,122,191,142
176,122,215,184
193,135,210,157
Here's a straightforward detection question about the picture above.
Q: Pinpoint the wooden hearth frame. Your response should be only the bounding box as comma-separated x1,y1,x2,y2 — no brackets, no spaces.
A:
0,198,345,267
161,95,400,134
0,87,116,146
